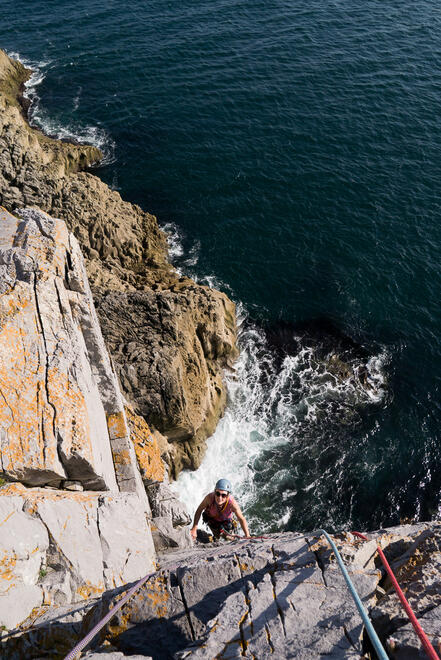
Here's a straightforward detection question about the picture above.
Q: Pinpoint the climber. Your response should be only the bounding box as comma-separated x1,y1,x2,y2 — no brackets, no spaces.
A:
190,478,250,541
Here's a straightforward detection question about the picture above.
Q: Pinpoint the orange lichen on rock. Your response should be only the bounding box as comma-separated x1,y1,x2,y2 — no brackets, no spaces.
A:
0,483,99,504
106,411,129,440
76,580,105,600
111,447,132,467
0,292,58,477
0,208,118,490
144,574,170,618
125,407,164,483
0,551,17,586
46,369,92,463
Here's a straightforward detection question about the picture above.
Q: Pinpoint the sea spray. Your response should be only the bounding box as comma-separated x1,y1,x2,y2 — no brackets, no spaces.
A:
7,51,116,165
172,300,389,534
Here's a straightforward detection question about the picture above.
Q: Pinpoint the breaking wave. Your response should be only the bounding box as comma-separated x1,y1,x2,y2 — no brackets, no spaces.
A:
172,300,389,535
7,51,116,165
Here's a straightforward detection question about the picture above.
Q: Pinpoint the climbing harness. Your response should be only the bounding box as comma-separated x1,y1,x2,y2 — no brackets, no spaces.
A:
319,529,389,660
352,531,440,660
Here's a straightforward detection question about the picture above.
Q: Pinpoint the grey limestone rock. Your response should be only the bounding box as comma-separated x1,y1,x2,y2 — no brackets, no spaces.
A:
0,486,156,631
147,481,191,527
4,525,441,659
150,516,193,552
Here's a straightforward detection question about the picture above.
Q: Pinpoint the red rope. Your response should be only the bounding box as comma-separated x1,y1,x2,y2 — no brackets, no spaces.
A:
352,531,440,660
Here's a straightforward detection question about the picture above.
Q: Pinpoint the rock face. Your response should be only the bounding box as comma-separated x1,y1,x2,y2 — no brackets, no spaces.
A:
2,531,380,659
0,49,239,472
6,523,441,659
0,206,151,499
147,478,192,552
0,484,156,631
0,206,118,489
0,206,166,630
369,524,441,658
96,286,238,476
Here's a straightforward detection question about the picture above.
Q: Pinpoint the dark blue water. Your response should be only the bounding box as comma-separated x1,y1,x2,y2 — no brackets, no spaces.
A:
3,0,441,531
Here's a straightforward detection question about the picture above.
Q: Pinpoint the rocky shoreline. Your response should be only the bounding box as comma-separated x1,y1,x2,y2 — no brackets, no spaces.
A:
0,48,239,476
0,48,440,659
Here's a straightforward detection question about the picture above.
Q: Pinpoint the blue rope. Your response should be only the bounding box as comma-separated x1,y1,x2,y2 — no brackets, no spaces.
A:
319,529,388,660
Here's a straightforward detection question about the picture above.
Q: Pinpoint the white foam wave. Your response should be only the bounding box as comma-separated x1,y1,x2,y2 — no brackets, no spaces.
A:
7,51,116,165
162,222,185,262
172,302,389,531
73,86,82,112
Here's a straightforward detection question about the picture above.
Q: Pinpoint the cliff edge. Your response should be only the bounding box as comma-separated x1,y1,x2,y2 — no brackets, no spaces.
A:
0,49,239,475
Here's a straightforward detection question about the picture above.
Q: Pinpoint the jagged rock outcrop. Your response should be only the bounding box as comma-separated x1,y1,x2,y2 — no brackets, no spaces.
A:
0,484,156,631
5,523,440,659
0,206,169,629
0,50,168,292
0,206,116,489
0,49,239,471
95,287,238,476
147,478,192,551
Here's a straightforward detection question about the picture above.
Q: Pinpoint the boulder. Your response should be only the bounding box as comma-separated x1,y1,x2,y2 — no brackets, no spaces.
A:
0,485,156,630
146,481,191,527
150,516,192,552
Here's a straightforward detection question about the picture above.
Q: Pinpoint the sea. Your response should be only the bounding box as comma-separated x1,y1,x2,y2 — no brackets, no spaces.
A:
3,0,441,534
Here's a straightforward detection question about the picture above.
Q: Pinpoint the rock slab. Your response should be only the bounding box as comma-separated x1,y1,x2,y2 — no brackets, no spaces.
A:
0,484,156,631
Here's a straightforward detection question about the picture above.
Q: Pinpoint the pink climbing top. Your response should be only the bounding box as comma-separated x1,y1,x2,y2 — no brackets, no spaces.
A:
205,492,236,522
